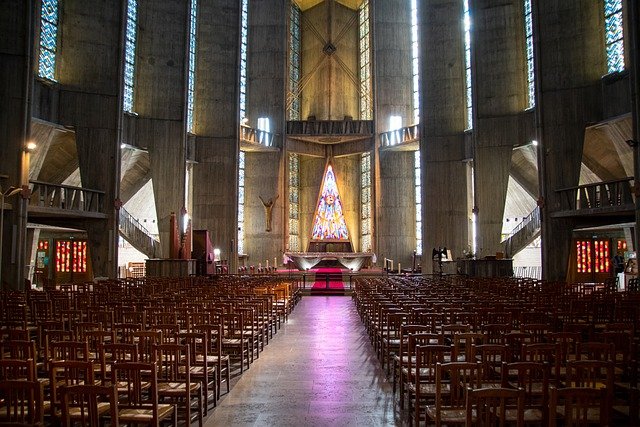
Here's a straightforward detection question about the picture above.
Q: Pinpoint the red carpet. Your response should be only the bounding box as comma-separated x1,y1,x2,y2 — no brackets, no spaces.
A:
311,268,345,290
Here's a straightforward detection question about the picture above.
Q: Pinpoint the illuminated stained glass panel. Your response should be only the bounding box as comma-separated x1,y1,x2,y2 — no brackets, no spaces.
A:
463,0,473,129
359,0,372,120
39,0,59,80
617,240,627,251
123,0,138,112
593,240,610,273
523,0,535,108
288,153,300,251
311,165,349,240
38,240,49,251
186,0,198,132
576,240,592,274
288,3,301,120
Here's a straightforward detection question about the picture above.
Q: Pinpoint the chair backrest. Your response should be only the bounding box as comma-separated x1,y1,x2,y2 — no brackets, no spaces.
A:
549,386,607,426
49,360,95,421
112,361,162,414
0,379,44,426
60,384,119,427
0,358,36,380
466,386,525,427
436,362,482,410
501,361,550,424
153,343,191,383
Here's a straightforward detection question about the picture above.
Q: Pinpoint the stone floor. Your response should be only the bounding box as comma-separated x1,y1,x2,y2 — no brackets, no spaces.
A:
204,296,402,427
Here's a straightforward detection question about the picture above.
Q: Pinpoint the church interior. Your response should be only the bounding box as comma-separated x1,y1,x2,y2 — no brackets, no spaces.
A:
1,0,640,425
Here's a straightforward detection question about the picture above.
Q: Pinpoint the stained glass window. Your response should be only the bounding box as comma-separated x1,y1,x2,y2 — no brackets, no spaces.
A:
288,153,300,251
288,3,301,120
463,0,473,129
415,151,422,255
38,240,49,251
360,153,372,251
576,239,611,274
187,0,198,132
39,0,59,80
123,0,138,112
605,0,625,73
237,152,246,254
311,165,349,240
240,0,249,120
55,240,87,273
411,0,420,124
359,0,372,120
576,240,591,273
594,240,610,273
523,0,535,108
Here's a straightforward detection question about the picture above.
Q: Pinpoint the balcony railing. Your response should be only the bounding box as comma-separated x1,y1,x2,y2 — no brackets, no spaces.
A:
555,177,634,214
503,206,541,258
240,125,275,147
119,207,160,258
286,119,374,136
29,181,105,215
379,124,419,148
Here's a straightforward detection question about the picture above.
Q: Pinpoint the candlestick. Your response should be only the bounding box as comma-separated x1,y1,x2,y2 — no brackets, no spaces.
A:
274,257,277,268
398,263,401,274
266,260,269,268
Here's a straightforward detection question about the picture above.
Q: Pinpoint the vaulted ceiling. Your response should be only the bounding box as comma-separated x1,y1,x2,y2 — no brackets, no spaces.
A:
294,0,363,11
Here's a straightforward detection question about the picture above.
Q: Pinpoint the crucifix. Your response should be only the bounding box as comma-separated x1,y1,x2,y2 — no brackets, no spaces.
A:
259,194,279,232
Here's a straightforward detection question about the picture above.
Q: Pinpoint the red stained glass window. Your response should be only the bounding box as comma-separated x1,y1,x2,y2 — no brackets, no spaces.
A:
576,240,592,273
38,240,49,250
617,240,627,251
593,240,610,273
55,240,87,273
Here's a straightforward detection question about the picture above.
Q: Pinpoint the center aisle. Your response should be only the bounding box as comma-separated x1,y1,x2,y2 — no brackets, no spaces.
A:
204,296,398,426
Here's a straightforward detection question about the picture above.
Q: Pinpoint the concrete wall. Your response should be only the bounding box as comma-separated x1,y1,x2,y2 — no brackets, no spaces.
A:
420,0,470,271
301,2,359,120
191,0,240,270
537,1,606,280
0,0,33,288
135,0,189,257
473,0,528,256
57,0,123,279
373,0,416,267
243,0,287,266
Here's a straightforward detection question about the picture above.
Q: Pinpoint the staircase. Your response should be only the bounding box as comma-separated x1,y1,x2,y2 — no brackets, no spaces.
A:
502,206,541,258
118,207,160,258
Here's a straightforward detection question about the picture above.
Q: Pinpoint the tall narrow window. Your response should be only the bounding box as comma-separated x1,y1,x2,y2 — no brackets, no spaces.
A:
240,0,249,120
359,0,372,120
288,3,301,120
414,151,423,255
360,153,372,252
463,0,473,129
187,0,198,132
257,117,271,146
123,0,138,113
288,154,300,251
411,0,420,124
39,0,59,81
605,0,625,73
523,0,535,108
238,152,246,255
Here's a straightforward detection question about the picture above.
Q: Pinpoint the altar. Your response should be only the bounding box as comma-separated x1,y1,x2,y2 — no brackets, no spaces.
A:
285,252,373,271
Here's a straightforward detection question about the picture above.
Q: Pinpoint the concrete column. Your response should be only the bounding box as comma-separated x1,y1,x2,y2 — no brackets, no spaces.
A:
135,0,189,257
0,0,34,289
192,0,240,271
373,0,416,267
57,0,123,279
536,1,605,280
420,0,470,271
243,0,286,266
473,0,528,256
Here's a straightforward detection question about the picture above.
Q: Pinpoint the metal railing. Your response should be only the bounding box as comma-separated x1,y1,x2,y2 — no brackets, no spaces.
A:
240,124,275,147
503,206,541,258
29,180,105,214
379,124,420,148
556,177,634,212
118,207,160,258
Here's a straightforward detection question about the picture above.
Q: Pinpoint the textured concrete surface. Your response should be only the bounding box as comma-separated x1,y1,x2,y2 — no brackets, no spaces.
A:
204,296,399,427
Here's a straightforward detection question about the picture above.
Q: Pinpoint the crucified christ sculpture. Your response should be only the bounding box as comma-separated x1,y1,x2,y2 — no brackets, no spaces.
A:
259,194,279,232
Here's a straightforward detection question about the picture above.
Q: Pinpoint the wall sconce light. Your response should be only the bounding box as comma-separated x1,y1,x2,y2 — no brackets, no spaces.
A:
25,142,37,152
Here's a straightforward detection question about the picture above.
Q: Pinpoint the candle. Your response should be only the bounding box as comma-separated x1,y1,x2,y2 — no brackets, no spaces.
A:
259,263,262,269
274,257,277,268
266,260,269,268
398,263,401,274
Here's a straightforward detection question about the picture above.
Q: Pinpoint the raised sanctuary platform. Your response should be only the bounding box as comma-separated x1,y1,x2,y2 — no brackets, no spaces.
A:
286,252,373,272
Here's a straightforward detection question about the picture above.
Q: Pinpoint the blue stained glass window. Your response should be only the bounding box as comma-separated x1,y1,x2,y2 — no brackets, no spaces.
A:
123,0,138,112
288,153,300,251
463,0,473,129
604,0,625,73
239,0,248,120
288,3,301,120
38,0,59,80
415,151,422,255
360,152,372,251
411,0,420,124
238,151,246,255
523,0,535,108
187,0,197,132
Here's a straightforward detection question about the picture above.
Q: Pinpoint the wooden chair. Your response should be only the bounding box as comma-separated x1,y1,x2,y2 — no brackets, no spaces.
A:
133,330,163,363
112,361,177,427
409,344,452,426
425,362,482,427
192,323,231,399
0,379,45,426
0,358,36,381
221,313,251,373
501,361,550,425
549,386,608,426
60,384,119,427
566,359,615,425
48,360,96,423
465,386,525,426
178,331,217,413
154,343,203,427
